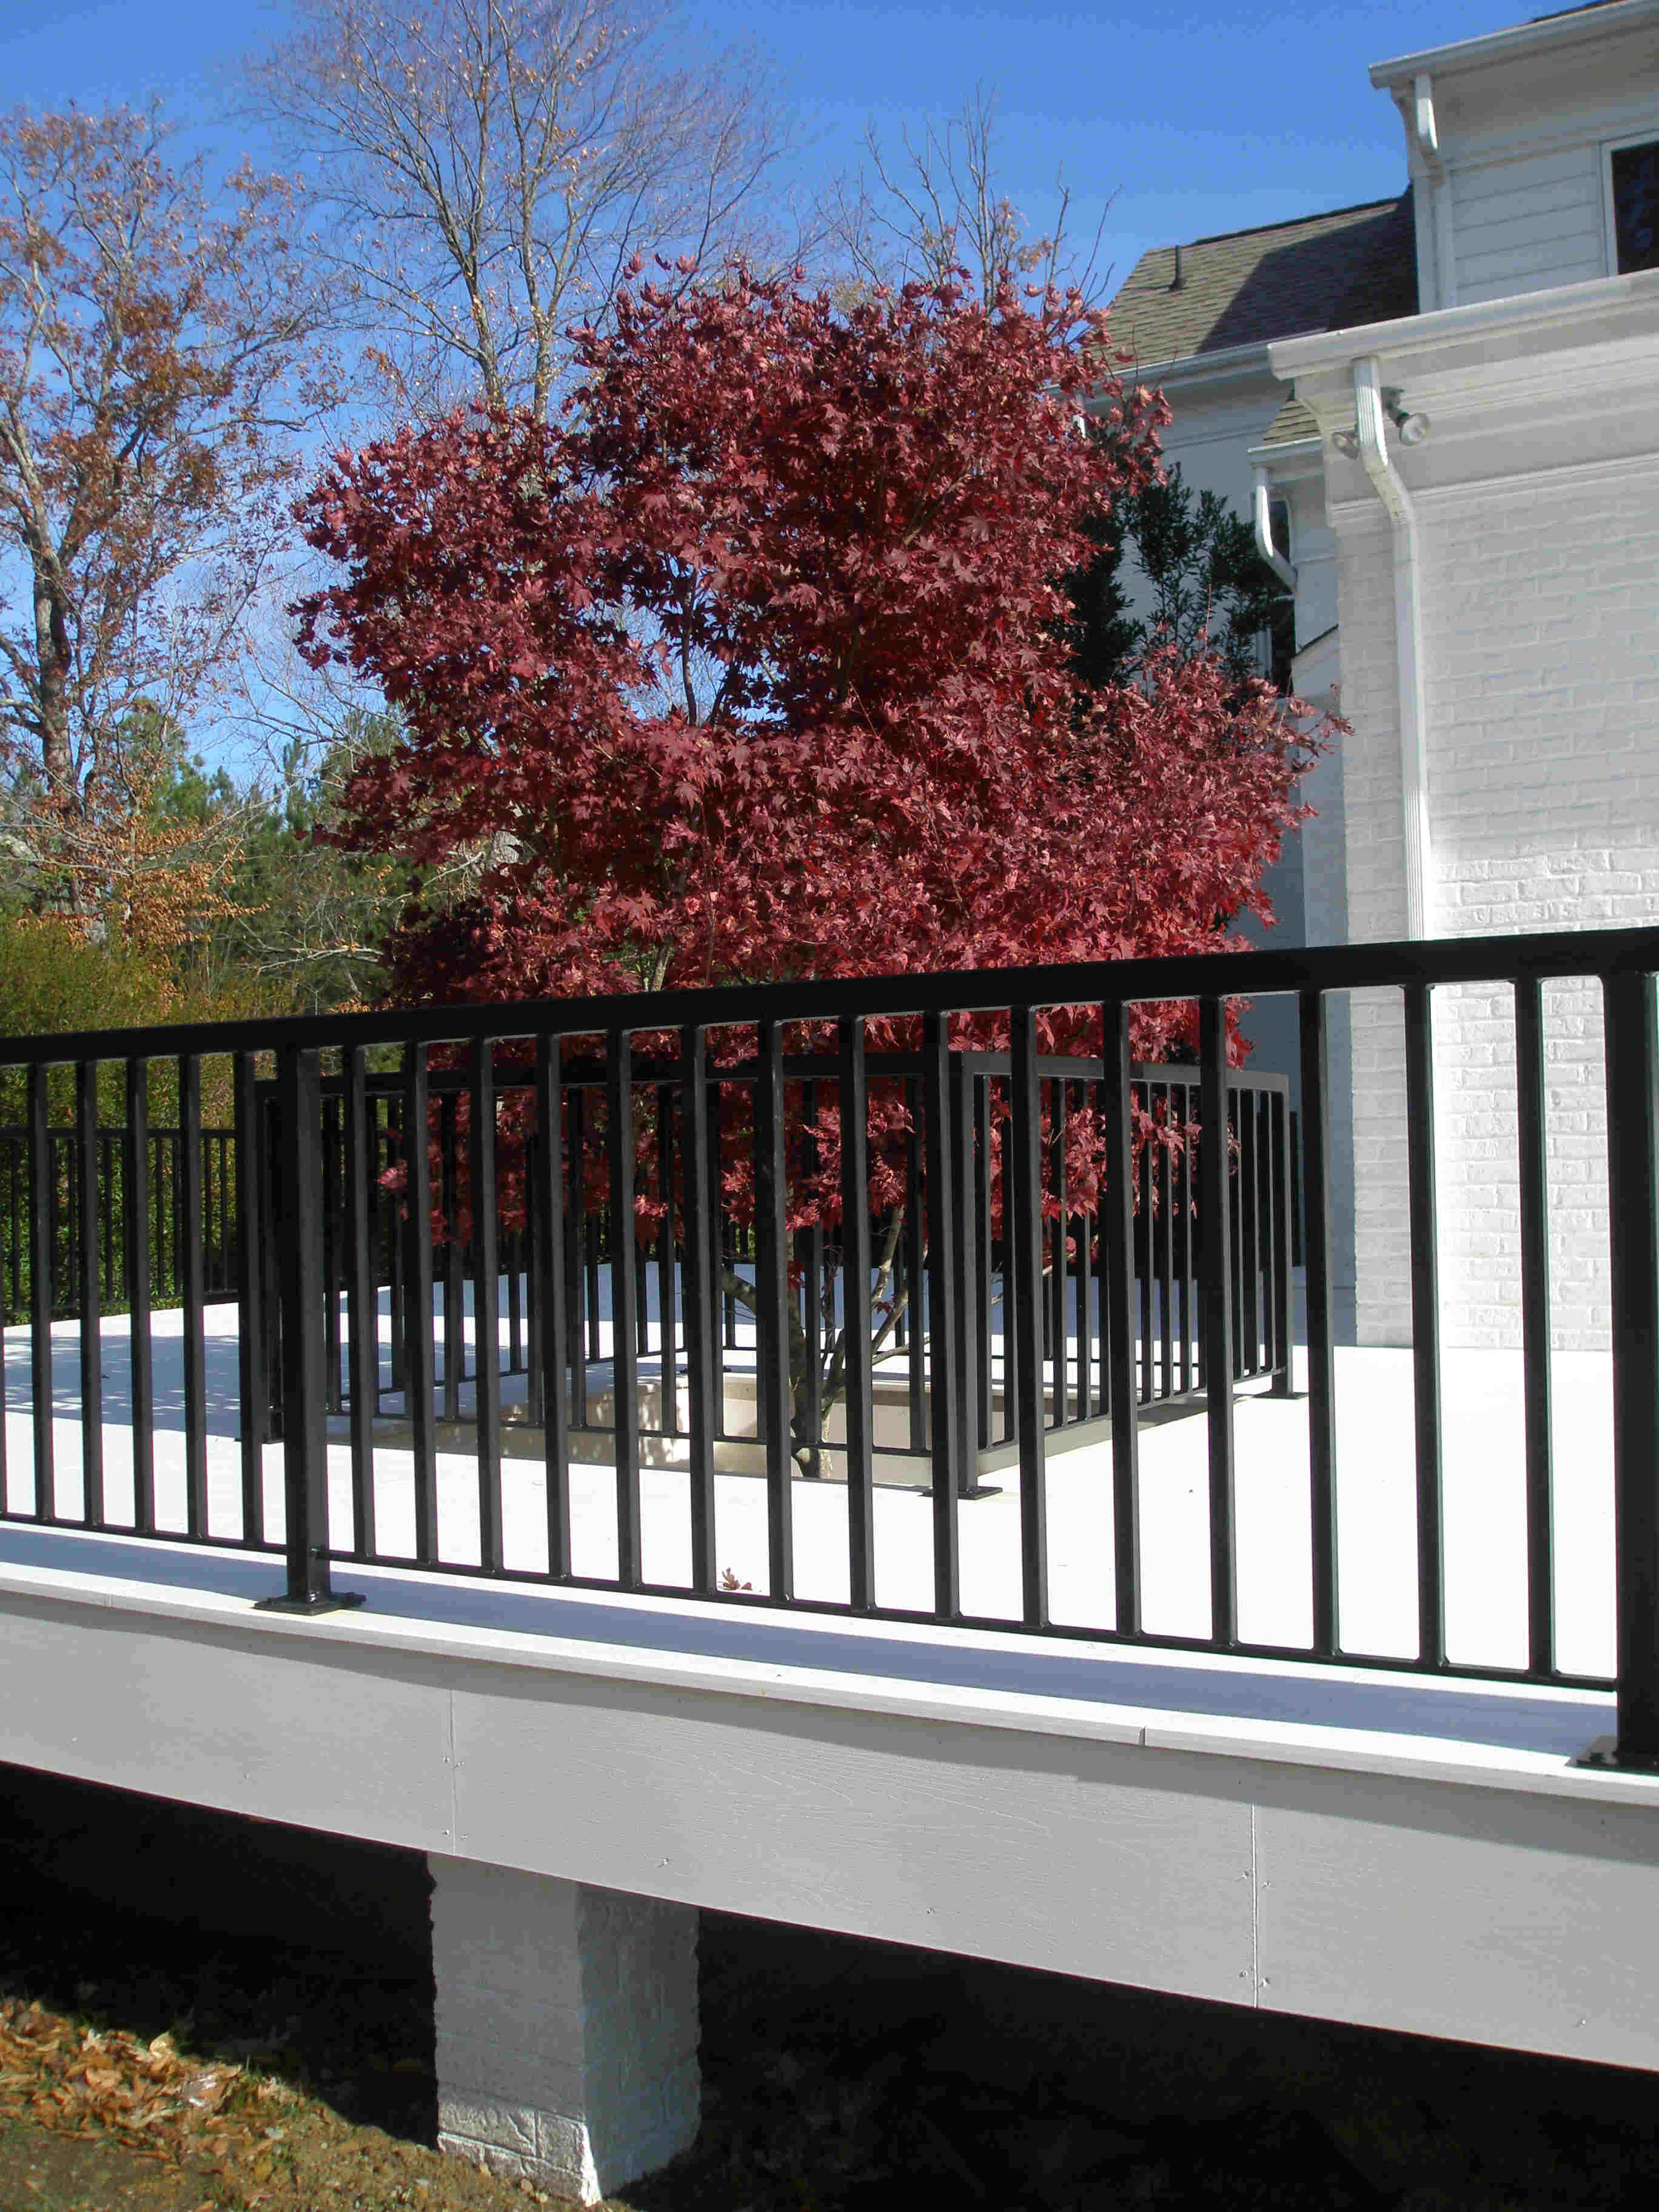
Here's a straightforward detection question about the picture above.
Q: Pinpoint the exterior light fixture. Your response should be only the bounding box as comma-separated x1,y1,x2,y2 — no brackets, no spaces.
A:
1381,385,1431,442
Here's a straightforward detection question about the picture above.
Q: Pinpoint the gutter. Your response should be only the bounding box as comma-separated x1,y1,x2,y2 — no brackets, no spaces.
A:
1369,0,1657,89
1251,467,1296,593
1352,357,1431,939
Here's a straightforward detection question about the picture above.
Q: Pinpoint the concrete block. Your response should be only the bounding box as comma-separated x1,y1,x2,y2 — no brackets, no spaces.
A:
431,1856,700,2205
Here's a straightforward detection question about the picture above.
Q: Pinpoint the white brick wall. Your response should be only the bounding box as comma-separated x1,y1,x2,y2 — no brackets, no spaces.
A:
1337,455,1659,1351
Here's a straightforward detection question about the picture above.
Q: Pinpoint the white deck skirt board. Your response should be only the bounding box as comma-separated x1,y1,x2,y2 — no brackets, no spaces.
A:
10,1305,1659,2067
3,1302,1618,1680
0,1540,1658,2068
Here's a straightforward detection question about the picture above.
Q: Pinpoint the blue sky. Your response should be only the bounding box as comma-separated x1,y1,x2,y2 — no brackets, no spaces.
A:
2,0,1542,297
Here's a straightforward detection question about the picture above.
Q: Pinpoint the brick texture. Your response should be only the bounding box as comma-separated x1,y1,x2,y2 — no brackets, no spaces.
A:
1335,460,1659,1350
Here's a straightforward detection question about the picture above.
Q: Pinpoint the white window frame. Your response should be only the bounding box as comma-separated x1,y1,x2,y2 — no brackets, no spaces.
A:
1602,129,1659,278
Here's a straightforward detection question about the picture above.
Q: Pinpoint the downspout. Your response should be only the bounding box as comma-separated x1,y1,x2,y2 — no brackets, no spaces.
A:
1352,355,1431,939
1252,466,1296,592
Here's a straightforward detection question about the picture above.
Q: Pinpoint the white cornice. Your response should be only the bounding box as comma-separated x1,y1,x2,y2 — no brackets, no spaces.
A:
1369,0,1659,89
1088,337,1276,398
1247,433,1324,483
1267,265,1659,383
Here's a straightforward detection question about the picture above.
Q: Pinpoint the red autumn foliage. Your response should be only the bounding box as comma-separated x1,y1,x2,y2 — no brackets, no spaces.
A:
293,265,1330,1455
295,263,1324,1059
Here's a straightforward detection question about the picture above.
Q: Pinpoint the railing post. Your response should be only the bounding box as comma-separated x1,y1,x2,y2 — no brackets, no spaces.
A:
257,1044,363,1615
1199,997,1238,1647
1598,966,1659,1767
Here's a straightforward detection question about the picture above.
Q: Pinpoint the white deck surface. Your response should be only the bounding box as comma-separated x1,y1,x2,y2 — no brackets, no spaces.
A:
2,1293,1617,1694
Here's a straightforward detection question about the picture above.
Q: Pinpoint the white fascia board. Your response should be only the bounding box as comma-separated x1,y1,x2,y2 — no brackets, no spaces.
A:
1246,433,1324,478
0,1554,1651,1812
1267,264,1659,384
1369,0,1659,89
1088,337,1276,398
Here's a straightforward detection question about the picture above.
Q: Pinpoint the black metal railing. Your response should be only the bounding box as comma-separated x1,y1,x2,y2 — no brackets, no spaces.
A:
2,926,1658,1766
1,1124,239,1323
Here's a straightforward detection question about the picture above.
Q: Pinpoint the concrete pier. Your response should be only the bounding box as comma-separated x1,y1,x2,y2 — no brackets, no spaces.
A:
432,1858,699,2202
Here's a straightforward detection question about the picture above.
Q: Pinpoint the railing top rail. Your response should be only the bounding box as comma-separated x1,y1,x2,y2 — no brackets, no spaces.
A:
2,923,1657,1071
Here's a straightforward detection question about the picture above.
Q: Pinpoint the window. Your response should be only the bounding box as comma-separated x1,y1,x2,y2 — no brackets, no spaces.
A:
1610,138,1659,275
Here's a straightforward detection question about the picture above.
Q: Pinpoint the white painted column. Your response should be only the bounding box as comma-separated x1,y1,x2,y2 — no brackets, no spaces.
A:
430,1855,700,2205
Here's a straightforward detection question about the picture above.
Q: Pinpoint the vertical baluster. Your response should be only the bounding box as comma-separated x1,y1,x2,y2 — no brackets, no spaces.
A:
1136,1099,1153,1406
608,1030,642,1588
75,1062,102,1527
233,1053,265,1543
706,1073,728,1436
441,1093,463,1420
1238,1079,1247,1371
386,1096,406,1404
973,1074,993,1452
525,1121,543,1429
1299,993,1340,1659
585,1088,603,1363
946,1047,977,1504
534,1037,572,1578
680,1030,716,1594
344,1047,378,1560
508,1216,524,1379
1008,1005,1048,1628
1604,965,1659,1765
633,1131,651,1364
999,1085,1017,1447
102,1133,117,1315
1076,1088,1093,1424
404,1045,438,1564
905,1081,926,1452
178,1055,207,1539
1239,1090,1260,1376
656,1083,677,1436
754,1021,793,1598
1515,974,1556,1678
1049,1081,1068,1430
838,1017,874,1610
323,1094,343,1413
1158,1083,1175,1402
566,1085,588,1430
921,1010,962,1616
1404,982,1446,1669
801,1081,824,1479
1270,1088,1294,1398
1102,1003,1141,1638
1199,997,1238,1649
126,1061,154,1533
715,1078,736,1357
1182,1077,1199,1396
255,1046,361,1615
28,1065,54,1521
471,1037,503,1574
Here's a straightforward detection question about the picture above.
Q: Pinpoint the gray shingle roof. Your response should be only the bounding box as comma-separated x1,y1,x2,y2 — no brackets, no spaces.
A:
1105,190,1419,367
1260,393,1321,446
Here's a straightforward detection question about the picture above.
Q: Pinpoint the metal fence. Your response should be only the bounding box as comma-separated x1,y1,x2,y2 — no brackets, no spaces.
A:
1,1123,239,1324
3,925,1659,1768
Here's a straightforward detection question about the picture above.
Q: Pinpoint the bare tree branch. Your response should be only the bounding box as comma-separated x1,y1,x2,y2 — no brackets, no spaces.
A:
244,0,803,421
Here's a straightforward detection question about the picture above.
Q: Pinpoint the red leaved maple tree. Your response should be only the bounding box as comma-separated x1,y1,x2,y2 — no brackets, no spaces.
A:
295,264,1328,1462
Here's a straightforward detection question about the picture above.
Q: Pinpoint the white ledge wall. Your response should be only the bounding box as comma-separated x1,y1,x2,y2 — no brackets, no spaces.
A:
1270,271,1659,1348
4,1553,1659,2071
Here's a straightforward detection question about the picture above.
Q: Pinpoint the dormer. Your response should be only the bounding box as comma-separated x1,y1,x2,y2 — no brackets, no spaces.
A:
1372,0,1659,310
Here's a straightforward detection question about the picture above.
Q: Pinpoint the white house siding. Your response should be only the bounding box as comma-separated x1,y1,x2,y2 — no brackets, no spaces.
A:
1272,274,1659,1353
1449,146,1609,304
1390,7,1659,309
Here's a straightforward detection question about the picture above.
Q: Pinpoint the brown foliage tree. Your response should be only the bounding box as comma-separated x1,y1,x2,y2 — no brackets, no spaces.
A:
0,101,333,928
